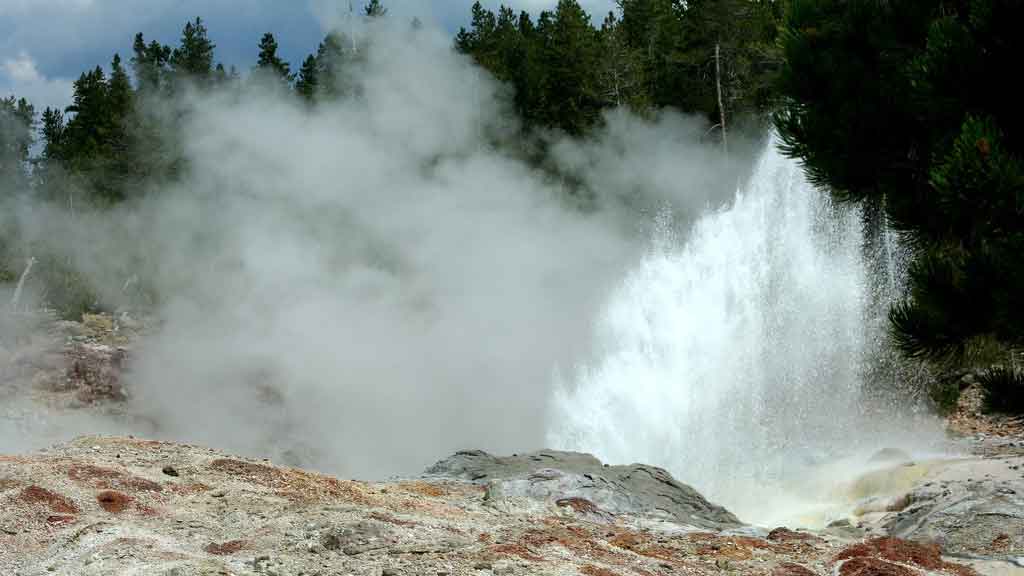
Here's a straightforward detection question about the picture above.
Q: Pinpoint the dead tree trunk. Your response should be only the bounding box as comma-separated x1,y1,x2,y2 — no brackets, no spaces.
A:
715,42,728,157
10,256,36,311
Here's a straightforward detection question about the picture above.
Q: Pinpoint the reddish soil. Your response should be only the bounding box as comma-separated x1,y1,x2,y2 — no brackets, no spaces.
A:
18,485,79,515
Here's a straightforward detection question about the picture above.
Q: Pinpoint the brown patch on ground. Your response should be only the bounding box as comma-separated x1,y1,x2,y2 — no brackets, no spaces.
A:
478,532,493,543
768,528,822,543
396,481,446,497
18,485,79,514
0,478,20,491
489,543,545,562
166,482,210,496
605,530,678,563
483,522,631,565
204,540,247,555
96,490,133,513
690,533,777,561
377,494,469,520
836,538,941,570
773,562,819,576
609,532,647,551
556,497,602,515
209,459,286,485
209,458,373,504
521,527,560,549
558,525,630,565
67,464,163,492
835,538,977,576
581,565,621,576
122,439,179,448
991,534,1011,551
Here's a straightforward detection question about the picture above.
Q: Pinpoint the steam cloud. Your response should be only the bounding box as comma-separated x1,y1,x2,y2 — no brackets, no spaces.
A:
1,19,756,477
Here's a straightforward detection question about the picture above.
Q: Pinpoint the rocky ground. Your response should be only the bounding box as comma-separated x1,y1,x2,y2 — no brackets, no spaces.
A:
948,381,1024,456
0,437,1009,576
1,312,1023,576
1,310,141,410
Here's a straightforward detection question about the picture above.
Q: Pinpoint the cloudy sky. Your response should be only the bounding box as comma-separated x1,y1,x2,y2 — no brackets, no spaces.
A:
0,0,616,113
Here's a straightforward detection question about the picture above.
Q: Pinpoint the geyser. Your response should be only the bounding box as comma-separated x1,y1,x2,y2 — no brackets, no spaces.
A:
548,139,943,527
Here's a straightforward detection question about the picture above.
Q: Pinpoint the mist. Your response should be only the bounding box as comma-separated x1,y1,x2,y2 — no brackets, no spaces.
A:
0,19,757,477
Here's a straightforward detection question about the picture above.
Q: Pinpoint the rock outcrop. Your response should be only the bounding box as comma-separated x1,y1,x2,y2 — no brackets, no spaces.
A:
881,456,1024,563
424,449,741,529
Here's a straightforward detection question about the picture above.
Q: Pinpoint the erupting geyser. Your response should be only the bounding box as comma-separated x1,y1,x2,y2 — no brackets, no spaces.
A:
548,139,943,527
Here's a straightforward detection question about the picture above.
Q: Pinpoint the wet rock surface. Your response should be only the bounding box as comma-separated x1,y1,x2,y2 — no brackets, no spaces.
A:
424,449,741,530
841,389,1024,572
880,457,1024,563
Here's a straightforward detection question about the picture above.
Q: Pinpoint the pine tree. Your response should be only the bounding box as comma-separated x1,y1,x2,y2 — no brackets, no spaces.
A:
295,55,319,101
539,0,602,135
108,54,133,125
40,107,65,164
597,11,645,110
170,17,216,83
256,33,293,85
618,0,680,108
63,67,110,166
33,106,66,195
132,33,171,93
364,0,387,18
776,0,1024,379
455,2,496,55
0,96,34,190
106,53,138,200
315,32,349,99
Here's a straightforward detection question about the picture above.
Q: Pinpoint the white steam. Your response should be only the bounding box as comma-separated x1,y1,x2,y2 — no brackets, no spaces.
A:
2,20,749,475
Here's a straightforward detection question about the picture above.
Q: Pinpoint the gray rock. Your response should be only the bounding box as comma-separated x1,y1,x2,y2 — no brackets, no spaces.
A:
423,449,739,529
884,466,1024,560
320,520,392,555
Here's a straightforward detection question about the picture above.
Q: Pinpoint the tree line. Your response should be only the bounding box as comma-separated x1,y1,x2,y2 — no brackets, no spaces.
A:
455,0,782,137
3,0,785,205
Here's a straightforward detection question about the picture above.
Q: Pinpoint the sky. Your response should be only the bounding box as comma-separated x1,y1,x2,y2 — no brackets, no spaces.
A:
0,0,617,114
